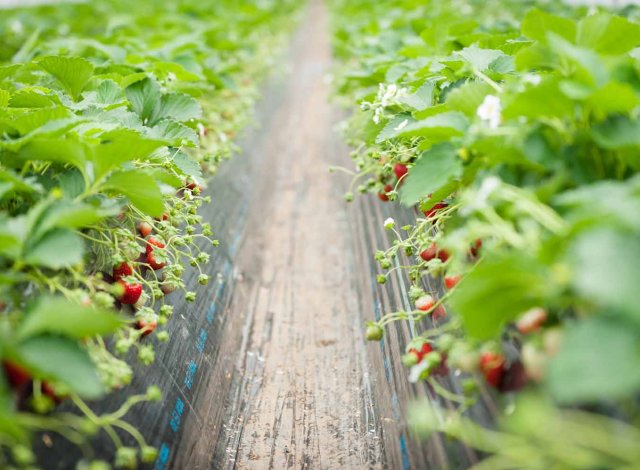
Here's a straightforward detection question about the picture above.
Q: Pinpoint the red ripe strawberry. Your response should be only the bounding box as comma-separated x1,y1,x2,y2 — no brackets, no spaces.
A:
415,294,435,312
432,304,447,320
437,248,450,262
146,237,166,270
137,221,153,238
470,239,482,257
499,360,528,393
112,262,133,281
393,163,408,180
378,183,394,202
114,280,143,305
444,274,462,289
423,202,448,219
516,308,547,334
479,352,505,389
3,361,30,390
420,243,449,263
409,343,433,363
419,243,438,262
137,319,158,338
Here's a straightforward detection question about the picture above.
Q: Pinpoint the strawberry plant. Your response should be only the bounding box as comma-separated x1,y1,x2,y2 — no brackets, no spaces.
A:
0,0,301,467
330,0,640,466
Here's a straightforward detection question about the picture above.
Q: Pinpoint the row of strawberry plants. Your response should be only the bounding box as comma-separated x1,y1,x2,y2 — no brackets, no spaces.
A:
0,1,300,468
329,0,640,467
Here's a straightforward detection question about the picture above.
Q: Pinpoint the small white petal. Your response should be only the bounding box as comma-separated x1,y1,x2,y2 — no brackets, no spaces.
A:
383,217,395,229
394,119,409,131
373,108,382,124
477,95,502,128
523,73,541,86
409,361,430,383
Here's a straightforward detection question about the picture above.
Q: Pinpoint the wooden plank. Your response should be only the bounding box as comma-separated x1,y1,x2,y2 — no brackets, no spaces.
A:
174,1,387,469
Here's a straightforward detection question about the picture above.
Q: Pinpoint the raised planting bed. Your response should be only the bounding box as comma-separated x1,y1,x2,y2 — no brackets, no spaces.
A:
329,0,640,467
0,1,301,468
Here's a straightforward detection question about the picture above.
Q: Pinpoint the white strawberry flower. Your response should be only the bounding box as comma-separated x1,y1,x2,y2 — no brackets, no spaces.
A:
384,217,395,229
380,83,403,106
477,94,502,129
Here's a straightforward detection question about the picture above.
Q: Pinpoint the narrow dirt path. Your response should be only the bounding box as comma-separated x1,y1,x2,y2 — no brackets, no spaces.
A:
211,1,384,468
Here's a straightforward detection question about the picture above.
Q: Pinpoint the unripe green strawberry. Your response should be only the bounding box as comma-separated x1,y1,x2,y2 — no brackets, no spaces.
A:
365,324,384,341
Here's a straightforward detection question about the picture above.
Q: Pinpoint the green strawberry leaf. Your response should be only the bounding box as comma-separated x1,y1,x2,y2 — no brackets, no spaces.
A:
521,8,576,44
400,81,435,111
400,143,462,206
548,317,640,403
445,81,493,117
577,13,640,55
23,228,84,269
392,111,468,142
569,228,640,322
16,336,104,399
33,201,118,240
18,296,123,341
172,152,202,177
18,137,88,170
125,77,162,124
11,107,72,135
586,82,640,116
103,169,164,217
0,220,23,259
95,79,125,106
455,45,505,72
449,254,550,339
38,56,94,101
592,116,640,149
92,129,167,180
0,90,9,108
9,87,60,108
504,78,573,119
150,119,198,146
149,92,202,125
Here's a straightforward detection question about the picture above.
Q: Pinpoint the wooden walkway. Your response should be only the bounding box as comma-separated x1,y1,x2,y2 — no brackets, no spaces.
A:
173,1,386,468
212,1,383,467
